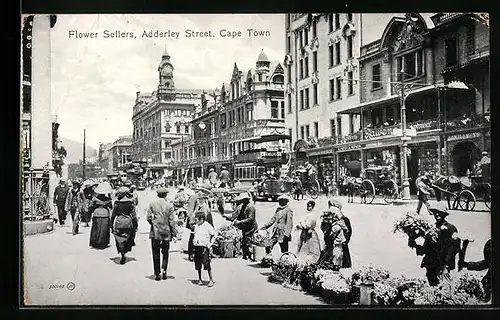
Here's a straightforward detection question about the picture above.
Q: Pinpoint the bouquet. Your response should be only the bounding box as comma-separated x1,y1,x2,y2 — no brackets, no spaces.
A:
316,270,352,304
300,263,320,292
261,254,274,268
252,229,271,247
393,211,439,244
372,282,399,305
216,224,242,242
351,265,391,285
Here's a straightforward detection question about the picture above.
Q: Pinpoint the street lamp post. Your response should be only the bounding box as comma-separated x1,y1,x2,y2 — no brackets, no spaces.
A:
397,82,413,200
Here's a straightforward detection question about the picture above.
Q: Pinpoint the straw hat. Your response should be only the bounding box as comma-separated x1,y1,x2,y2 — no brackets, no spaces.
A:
235,192,251,202
429,202,449,217
277,194,290,201
94,182,113,195
156,187,169,195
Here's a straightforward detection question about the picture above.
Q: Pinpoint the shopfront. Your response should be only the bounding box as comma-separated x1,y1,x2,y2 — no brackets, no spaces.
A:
336,143,364,178
445,131,488,177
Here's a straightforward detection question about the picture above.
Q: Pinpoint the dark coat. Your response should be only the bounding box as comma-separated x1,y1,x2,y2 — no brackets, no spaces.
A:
65,187,85,212
53,185,69,206
233,202,258,236
111,198,137,230
264,205,294,242
467,239,491,297
146,198,177,241
417,221,460,270
89,196,113,218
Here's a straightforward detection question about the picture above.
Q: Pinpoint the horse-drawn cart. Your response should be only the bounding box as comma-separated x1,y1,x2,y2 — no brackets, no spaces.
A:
342,166,399,204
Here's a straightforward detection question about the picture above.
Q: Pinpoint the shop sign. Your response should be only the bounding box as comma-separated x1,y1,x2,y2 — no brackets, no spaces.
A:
235,162,254,167
338,144,363,152
408,119,439,132
365,127,396,139
448,132,482,142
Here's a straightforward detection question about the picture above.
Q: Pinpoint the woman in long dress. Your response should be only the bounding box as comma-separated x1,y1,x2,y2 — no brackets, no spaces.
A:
89,183,113,249
296,200,321,263
327,198,352,268
111,187,138,264
316,208,346,271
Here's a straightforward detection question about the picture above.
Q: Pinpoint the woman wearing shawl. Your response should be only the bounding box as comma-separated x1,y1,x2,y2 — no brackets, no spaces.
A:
327,198,352,268
316,207,346,271
111,187,138,264
81,181,98,228
295,200,321,263
89,183,113,249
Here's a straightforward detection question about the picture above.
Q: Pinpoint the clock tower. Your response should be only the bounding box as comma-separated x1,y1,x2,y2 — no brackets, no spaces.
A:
157,46,175,100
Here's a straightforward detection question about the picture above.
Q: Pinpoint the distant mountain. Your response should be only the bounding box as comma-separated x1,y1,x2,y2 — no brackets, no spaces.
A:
60,137,98,164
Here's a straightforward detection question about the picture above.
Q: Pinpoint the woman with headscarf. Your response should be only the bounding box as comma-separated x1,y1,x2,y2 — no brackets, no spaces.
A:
111,187,138,264
296,200,321,263
316,207,346,270
327,198,352,268
89,183,113,249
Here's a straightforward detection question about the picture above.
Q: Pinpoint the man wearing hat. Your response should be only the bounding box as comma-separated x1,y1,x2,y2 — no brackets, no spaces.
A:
53,179,70,226
129,184,139,206
208,168,218,188
413,202,460,286
415,172,433,215
259,195,294,254
227,192,258,260
174,185,188,209
146,187,178,281
64,180,86,235
219,166,230,188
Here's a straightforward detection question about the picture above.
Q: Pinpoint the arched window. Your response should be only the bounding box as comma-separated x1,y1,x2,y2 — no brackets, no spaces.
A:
273,74,284,84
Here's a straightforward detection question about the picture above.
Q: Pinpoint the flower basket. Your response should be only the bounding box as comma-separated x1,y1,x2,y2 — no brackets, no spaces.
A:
261,254,274,268
252,229,272,247
219,240,235,258
270,252,298,284
393,211,438,246
317,270,353,304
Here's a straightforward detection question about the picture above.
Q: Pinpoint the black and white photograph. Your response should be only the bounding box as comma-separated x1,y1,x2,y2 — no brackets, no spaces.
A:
20,13,491,306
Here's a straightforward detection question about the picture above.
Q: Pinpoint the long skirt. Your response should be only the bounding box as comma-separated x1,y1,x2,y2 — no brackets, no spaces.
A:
89,217,110,249
342,243,352,268
316,244,343,269
114,228,136,254
296,229,321,263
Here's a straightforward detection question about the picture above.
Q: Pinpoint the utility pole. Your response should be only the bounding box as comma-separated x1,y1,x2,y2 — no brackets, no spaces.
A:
399,83,411,200
82,128,86,180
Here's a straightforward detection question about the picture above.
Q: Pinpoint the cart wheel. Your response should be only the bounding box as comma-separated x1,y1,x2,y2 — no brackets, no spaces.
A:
483,183,491,210
309,187,319,200
458,190,476,211
383,180,398,204
360,180,375,204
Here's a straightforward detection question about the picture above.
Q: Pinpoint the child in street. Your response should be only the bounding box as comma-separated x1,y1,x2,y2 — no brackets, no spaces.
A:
193,211,216,287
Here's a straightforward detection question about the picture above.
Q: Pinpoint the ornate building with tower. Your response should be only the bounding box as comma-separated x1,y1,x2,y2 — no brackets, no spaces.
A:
131,48,210,178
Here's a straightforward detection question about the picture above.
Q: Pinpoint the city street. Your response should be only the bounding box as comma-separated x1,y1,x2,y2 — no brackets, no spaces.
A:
23,188,490,306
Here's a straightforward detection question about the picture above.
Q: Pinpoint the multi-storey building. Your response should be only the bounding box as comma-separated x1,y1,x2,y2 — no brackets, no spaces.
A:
334,13,489,193
172,50,290,182
284,13,362,180
98,142,113,174
131,48,208,178
108,135,133,172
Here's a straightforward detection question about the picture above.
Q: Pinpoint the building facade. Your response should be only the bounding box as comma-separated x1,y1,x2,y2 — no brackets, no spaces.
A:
131,48,208,178
172,50,290,182
284,13,363,180
108,135,133,172
98,142,113,174
334,13,489,193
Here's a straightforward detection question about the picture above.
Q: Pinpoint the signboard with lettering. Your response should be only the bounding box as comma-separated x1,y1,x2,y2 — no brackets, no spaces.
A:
337,144,363,152
365,127,395,139
448,132,482,142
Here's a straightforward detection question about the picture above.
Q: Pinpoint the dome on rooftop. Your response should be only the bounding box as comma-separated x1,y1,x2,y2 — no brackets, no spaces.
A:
257,49,269,62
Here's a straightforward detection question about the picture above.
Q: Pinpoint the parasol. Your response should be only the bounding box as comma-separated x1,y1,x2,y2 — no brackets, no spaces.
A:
94,182,113,195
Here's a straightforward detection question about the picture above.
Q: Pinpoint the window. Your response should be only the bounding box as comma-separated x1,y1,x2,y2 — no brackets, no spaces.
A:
314,122,319,138
305,88,310,108
348,71,353,95
287,94,292,113
417,50,424,75
220,113,227,129
336,76,342,99
299,59,304,78
347,35,353,58
184,125,189,133
329,45,334,67
246,103,253,121
313,51,318,71
404,52,416,78
347,13,353,22
328,14,334,32
304,56,309,77
280,101,285,119
335,14,340,29
258,74,262,82
287,65,292,82
398,49,425,80
304,28,308,45
349,115,355,134
305,125,310,139
330,119,336,137
299,31,303,48
445,37,457,68
300,126,305,139
287,35,291,53
300,90,304,110
312,20,317,38
330,79,335,100
372,64,381,89
335,41,341,65
176,125,180,133
271,101,279,119
337,116,342,137
313,83,318,105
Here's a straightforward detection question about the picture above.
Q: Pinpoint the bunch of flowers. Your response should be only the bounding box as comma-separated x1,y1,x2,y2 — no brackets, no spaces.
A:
372,282,399,305
260,254,274,268
269,253,299,284
413,272,485,305
393,211,438,243
252,229,271,247
351,265,391,285
316,270,352,304
216,224,242,242
299,263,320,292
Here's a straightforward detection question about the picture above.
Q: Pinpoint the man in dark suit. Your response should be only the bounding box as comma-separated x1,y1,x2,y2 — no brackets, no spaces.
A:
229,193,258,260
53,179,69,225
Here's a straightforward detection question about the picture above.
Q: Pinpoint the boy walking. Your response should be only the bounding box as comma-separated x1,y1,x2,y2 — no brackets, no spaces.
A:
193,211,216,287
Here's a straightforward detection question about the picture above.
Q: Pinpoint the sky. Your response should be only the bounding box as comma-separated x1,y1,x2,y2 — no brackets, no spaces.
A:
49,13,421,151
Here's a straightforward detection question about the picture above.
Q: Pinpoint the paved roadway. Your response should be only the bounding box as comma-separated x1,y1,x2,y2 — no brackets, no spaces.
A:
22,188,490,306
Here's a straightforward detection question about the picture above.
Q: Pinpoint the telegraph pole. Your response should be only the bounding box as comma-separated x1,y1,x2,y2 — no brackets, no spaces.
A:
82,128,86,180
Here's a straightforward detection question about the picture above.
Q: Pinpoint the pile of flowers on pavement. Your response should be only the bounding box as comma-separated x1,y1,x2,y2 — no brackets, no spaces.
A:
212,224,242,257
262,254,486,305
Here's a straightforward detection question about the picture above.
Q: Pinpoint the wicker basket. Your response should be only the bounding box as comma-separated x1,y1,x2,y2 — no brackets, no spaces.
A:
219,240,235,258
251,229,272,247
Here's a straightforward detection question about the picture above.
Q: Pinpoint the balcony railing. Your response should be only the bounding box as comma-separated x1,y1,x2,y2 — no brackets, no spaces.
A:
446,114,490,131
317,136,337,147
338,131,363,144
